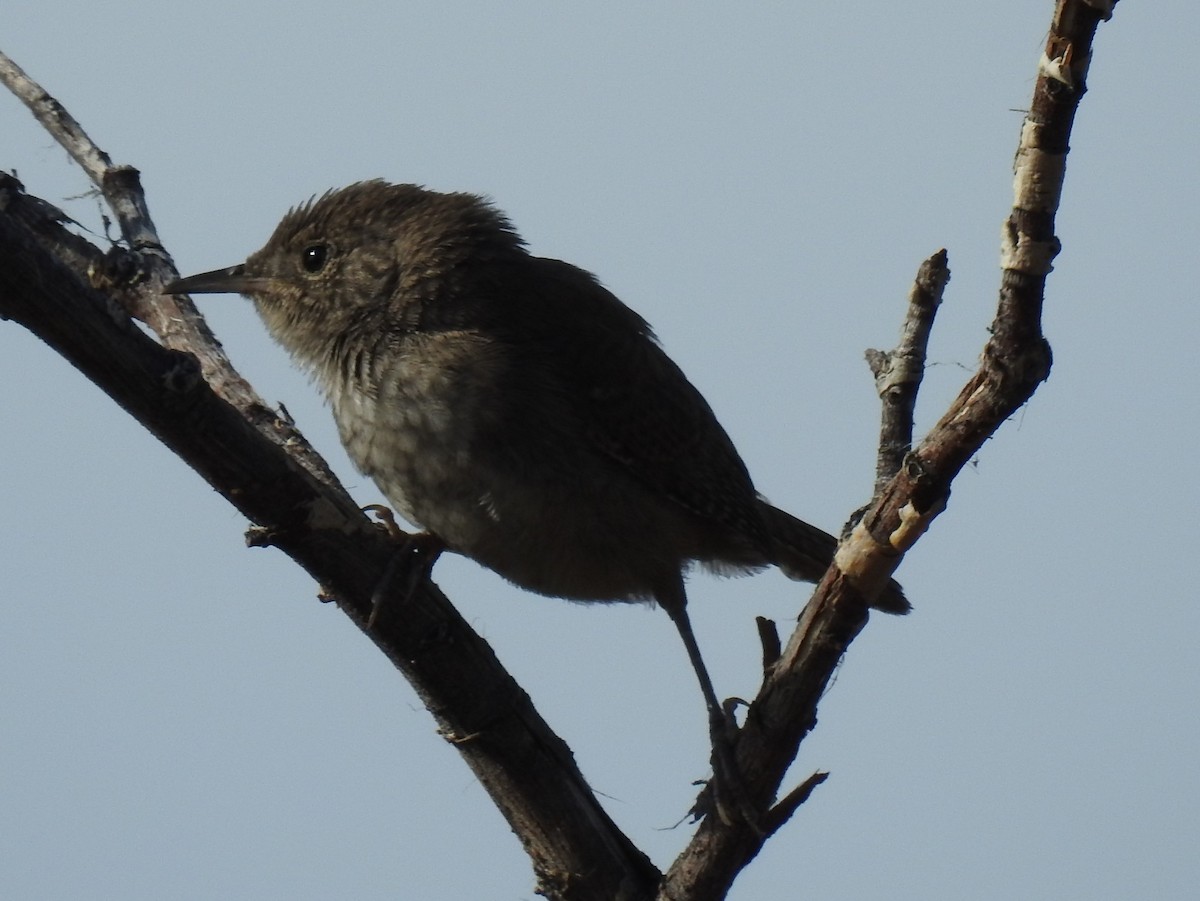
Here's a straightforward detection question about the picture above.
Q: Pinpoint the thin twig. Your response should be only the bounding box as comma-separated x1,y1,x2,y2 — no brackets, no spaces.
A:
867,249,949,495
763,771,829,837
0,51,164,267
0,50,112,185
755,616,782,676
0,50,341,489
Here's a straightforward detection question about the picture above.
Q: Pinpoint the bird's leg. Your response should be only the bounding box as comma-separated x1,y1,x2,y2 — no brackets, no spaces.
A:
363,505,445,628
657,578,762,829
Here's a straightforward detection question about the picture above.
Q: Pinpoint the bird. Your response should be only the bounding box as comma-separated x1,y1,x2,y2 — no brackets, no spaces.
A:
166,180,908,819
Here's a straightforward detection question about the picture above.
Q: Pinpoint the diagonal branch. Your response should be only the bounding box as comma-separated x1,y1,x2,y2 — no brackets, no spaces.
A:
0,47,333,489
657,2,1117,897
0,186,660,900
0,69,660,901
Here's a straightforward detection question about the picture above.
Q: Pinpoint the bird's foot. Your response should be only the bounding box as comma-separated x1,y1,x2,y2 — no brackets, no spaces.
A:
705,701,765,833
363,509,445,628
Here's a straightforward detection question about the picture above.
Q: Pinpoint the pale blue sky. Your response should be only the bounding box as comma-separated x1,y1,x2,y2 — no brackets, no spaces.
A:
3,3,1197,899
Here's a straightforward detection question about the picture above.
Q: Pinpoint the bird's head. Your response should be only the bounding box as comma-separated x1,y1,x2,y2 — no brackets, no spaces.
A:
166,180,525,370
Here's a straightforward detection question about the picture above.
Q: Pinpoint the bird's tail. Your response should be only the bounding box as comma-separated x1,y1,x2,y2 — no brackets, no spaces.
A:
760,503,911,615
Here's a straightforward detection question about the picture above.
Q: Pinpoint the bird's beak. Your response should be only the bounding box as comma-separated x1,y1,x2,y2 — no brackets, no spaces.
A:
164,264,273,296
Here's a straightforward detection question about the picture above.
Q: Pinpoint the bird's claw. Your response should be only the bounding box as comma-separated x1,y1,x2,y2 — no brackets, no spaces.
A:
363,503,405,541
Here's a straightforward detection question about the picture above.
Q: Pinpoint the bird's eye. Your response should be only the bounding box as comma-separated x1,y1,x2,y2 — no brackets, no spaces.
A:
301,243,329,273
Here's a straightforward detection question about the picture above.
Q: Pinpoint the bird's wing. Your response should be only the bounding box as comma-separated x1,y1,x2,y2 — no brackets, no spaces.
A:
511,257,772,549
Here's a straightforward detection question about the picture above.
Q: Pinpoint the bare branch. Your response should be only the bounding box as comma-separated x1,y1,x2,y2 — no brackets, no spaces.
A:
755,616,782,676
657,2,1117,896
0,54,238,386
0,50,342,499
764,771,829,837
0,112,658,901
0,50,113,186
867,249,949,494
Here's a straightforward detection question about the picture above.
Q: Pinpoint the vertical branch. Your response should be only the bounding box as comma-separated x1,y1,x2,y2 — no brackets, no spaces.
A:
866,250,949,495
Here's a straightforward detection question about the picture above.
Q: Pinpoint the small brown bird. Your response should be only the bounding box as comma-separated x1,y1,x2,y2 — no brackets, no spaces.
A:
167,181,907,813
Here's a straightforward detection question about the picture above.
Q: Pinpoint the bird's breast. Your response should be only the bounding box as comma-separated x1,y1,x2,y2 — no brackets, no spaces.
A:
326,331,509,542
